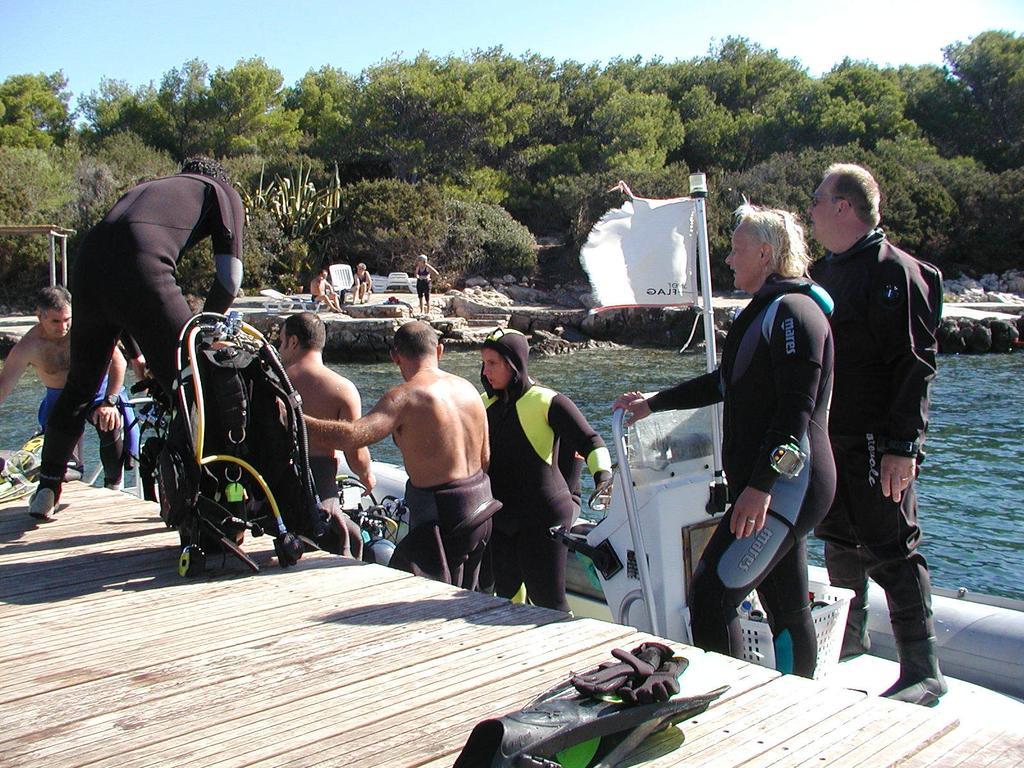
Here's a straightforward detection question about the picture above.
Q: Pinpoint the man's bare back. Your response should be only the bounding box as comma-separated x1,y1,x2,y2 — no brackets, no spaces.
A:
304,322,488,489
375,366,486,487
277,315,373,492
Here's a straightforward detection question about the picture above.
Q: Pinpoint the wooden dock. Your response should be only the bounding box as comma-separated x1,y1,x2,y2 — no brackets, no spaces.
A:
2,483,1022,767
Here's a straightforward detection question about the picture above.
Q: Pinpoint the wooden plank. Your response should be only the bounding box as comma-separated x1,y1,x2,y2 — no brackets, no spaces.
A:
3,485,1020,768
900,725,1024,768
737,692,899,768
4,599,563,766
0,565,425,702
0,579,546,746
54,619,635,768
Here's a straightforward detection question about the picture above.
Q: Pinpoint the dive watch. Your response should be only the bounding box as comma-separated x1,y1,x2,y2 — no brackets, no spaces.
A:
769,441,806,478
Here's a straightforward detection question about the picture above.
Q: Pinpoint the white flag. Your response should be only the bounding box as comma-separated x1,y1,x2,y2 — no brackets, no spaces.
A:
580,195,699,310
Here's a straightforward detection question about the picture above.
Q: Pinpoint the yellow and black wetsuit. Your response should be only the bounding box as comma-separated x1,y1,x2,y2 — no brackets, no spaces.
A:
482,330,611,612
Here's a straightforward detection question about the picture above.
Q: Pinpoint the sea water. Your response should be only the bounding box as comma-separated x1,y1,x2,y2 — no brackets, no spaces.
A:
2,348,1021,600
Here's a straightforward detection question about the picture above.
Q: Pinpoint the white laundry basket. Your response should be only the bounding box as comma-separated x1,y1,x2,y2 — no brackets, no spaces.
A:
737,580,854,680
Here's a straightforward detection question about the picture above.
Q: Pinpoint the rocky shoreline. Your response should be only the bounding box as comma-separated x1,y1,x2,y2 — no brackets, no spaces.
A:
2,270,1023,361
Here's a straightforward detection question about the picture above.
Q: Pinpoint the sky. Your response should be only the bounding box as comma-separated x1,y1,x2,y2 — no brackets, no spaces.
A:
1,0,1022,101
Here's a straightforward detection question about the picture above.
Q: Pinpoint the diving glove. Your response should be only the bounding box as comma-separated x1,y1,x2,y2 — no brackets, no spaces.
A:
571,642,683,703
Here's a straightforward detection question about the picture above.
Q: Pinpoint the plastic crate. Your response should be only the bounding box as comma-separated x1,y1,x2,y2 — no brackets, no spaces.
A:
737,580,853,679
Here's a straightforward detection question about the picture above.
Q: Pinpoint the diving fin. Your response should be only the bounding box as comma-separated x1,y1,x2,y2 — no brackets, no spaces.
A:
453,645,727,768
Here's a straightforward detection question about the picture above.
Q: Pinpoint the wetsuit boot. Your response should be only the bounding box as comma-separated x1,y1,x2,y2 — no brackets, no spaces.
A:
29,476,61,521
840,604,870,659
881,637,947,706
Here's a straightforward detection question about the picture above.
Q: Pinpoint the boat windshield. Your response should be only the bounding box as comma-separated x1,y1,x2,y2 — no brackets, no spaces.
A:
625,406,714,472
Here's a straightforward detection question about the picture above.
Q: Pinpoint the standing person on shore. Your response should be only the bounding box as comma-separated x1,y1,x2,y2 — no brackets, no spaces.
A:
481,328,612,612
0,286,137,505
28,156,246,521
613,204,835,678
304,321,499,589
413,254,439,316
278,312,373,558
808,163,946,705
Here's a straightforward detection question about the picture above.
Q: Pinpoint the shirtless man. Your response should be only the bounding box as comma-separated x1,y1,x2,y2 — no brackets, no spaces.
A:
278,312,373,558
310,268,342,312
0,287,135,515
304,320,500,588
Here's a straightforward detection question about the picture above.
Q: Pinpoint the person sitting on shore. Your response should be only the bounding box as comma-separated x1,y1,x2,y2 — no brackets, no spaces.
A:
310,268,342,312
304,321,499,589
0,286,137,510
353,263,373,304
278,312,373,558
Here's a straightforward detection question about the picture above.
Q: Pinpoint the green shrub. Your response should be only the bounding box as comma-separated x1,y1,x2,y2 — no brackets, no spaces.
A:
0,146,75,300
318,178,447,274
443,199,536,277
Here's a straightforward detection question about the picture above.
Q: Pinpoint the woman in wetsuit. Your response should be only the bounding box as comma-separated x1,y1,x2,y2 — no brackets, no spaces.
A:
413,254,439,315
481,329,612,612
614,203,836,677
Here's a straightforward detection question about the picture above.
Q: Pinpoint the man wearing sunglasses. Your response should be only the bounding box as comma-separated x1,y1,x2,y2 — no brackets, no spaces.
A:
808,163,946,706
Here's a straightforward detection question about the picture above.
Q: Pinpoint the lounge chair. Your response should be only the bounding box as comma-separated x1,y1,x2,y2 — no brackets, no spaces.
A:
329,264,354,303
370,275,388,293
260,290,319,313
386,272,416,292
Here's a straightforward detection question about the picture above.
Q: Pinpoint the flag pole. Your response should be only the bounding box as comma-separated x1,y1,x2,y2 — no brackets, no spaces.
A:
689,173,727,513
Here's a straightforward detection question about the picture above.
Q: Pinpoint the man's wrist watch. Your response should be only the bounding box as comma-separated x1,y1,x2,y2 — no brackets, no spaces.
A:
885,439,919,456
102,394,119,408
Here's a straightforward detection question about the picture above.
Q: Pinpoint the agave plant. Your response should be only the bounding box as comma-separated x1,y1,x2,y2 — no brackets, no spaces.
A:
241,162,343,240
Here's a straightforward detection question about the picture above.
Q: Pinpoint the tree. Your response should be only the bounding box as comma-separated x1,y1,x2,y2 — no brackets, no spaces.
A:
207,58,302,157
286,66,357,161
790,61,916,152
319,178,447,273
592,89,684,175
155,59,216,158
898,64,977,160
944,30,1024,170
0,146,75,296
0,72,74,148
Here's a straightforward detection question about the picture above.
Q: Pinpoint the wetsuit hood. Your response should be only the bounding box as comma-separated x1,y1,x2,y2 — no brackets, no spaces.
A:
758,274,834,316
482,329,531,399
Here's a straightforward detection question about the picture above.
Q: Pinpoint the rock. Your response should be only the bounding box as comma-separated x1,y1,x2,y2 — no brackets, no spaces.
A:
937,319,966,354
508,307,588,334
499,284,547,304
450,294,513,319
967,323,992,354
464,276,490,288
989,320,1017,353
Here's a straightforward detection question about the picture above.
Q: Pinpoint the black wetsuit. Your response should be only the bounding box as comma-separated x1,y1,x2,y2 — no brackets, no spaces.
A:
416,265,431,302
390,470,500,590
308,454,363,560
810,230,942,644
647,276,835,677
482,330,612,612
37,173,245,497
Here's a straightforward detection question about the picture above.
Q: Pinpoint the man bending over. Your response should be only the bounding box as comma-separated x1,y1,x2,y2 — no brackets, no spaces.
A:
0,287,136,512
